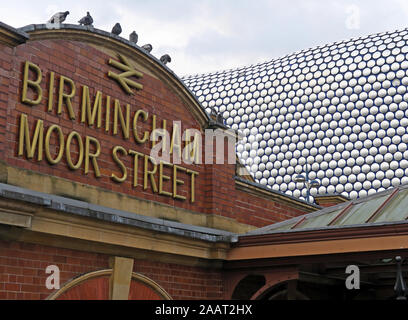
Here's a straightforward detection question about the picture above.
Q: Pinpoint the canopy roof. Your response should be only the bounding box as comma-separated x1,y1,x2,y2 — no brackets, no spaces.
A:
245,182,408,236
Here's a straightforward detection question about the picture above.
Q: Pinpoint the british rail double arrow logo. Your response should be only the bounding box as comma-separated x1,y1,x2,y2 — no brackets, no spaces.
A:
108,53,143,95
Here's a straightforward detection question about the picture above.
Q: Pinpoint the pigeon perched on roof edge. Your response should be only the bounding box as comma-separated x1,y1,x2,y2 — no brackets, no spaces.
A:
78,12,93,26
141,44,152,53
111,23,122,35
48,11,70,24
129,31,138,44
160,54,171,65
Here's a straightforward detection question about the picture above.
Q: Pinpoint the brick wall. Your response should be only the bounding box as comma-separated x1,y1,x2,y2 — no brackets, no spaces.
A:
0,45,12,158
133,260,223,300
0,239,223,300
233,189,307,227
0,240,109,300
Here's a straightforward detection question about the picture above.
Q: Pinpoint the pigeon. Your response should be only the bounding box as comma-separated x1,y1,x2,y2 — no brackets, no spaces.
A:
210,108,218,121
160,54,171,65
78,12,93,26
209,108,224,124
111,23,122,35
48,11,70,24
141,44,153,53
129,31,138,44
216,112,224,124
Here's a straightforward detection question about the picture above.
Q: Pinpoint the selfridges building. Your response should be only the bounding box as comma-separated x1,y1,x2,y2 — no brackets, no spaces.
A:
183,28,408,201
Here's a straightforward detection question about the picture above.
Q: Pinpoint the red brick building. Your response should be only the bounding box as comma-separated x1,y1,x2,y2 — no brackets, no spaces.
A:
1,22,408,301
0,22,319,300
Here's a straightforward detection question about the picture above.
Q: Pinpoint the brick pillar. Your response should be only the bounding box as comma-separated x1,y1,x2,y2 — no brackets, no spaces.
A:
203,124,237,219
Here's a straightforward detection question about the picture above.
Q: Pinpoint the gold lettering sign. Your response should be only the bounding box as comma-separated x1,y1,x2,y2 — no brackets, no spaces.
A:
16,59,200,203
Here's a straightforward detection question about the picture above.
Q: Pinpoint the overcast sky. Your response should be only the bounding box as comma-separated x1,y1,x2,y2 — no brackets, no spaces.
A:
1,0,408,77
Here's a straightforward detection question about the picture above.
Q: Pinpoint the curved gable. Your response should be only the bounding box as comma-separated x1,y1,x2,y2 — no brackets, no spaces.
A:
0,22,217,216
20,24,209,127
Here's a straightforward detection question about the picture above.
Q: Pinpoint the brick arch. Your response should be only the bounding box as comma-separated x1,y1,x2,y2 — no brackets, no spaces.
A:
47,269,171,300
252,280,290,300
251,278,315,300
231,274,266,300
225,268,299,300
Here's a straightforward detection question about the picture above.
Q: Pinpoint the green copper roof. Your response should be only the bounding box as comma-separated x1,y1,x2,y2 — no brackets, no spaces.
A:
245,184,408,236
